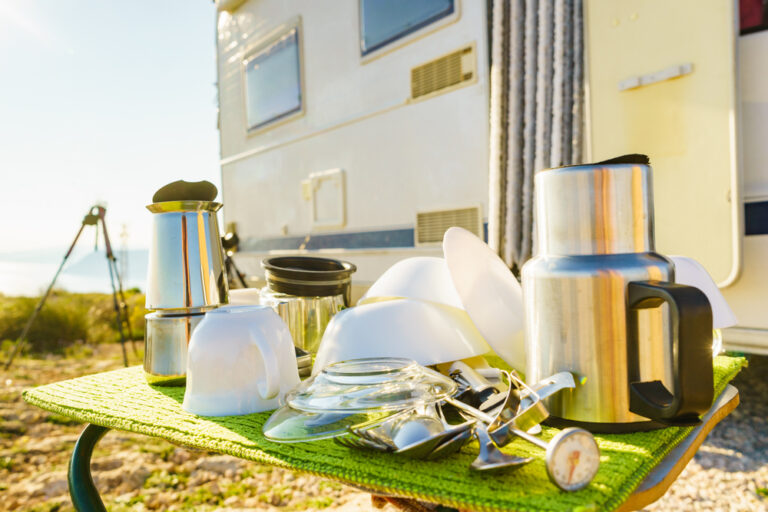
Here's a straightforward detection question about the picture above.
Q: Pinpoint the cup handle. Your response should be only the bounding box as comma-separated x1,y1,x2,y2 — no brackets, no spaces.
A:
626,280,713,426
247,327,281,400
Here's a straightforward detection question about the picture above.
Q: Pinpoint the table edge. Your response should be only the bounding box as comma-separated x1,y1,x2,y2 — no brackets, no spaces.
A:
615,384,740,512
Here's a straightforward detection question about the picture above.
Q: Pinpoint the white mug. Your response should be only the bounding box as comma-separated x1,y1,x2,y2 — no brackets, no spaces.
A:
182,305,300,416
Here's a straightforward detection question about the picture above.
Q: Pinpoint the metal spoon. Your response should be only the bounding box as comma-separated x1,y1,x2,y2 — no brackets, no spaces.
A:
350,406,475,459
427,424,475,460
444,393,544,448
470,424,532,472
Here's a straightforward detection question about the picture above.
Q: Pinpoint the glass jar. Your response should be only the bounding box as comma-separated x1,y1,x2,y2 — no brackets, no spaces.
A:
260,256,356,354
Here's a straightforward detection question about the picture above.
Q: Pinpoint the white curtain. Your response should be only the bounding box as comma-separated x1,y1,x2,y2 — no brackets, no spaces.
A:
487,0,585,270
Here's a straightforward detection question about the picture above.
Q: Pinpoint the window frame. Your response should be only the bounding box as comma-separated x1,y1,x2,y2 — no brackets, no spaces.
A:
240,19,305,135
358,0,460,62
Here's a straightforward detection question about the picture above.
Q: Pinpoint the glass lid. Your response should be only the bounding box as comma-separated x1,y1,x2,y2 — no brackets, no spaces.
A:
285,357,457,413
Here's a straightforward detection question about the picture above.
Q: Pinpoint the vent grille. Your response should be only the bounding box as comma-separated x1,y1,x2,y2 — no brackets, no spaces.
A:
416,206,483,245
411,45,475,100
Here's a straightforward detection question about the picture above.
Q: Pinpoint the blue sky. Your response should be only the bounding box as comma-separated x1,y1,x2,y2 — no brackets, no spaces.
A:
0,0,220,254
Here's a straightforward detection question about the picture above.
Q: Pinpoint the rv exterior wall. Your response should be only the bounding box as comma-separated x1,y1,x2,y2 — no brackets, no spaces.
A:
739,30,768,202
720,30,768,352
215,1,768,353
216,0,489,284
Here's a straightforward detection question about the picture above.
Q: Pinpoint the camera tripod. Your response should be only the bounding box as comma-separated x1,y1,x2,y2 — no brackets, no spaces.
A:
4,206,136,369
222,231,248,288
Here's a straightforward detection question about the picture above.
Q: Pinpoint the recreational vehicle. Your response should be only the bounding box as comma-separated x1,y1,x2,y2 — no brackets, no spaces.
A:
214,0,768,355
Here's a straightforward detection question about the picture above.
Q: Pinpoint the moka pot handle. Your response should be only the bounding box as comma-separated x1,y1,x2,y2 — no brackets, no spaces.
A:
626,281,713,426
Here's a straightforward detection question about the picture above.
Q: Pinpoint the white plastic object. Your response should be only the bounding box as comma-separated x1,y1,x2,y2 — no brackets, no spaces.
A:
312,299,492,374
443,227,526,371
228,288,261,305
183,305,300,416
670,255,737,328
358,256,464,309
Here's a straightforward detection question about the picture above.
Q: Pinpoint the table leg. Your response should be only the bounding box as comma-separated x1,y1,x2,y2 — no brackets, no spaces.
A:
68,424,110,512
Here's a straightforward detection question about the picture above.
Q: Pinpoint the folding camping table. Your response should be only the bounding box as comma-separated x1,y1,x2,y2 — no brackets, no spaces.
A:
22,356,744,512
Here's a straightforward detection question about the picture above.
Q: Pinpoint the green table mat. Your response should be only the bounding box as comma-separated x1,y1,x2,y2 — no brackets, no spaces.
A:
23,356,745,512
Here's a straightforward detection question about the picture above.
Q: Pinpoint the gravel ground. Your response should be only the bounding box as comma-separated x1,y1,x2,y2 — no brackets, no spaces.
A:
644,354,768,511
1,345,765,511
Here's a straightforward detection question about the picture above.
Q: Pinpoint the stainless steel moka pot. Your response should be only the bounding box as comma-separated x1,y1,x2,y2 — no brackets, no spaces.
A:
145,200,227,310
144,182,228,385
522,156,713,432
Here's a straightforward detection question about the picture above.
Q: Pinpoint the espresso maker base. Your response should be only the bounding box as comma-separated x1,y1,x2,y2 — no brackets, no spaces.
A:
145,374,186,387
545,415,666,434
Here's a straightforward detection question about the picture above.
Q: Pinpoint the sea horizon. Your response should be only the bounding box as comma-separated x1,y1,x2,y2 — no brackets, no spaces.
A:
0,247,149,297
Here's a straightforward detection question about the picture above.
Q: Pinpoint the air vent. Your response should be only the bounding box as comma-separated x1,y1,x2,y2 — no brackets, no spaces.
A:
410,44,476,101
415,206,483,245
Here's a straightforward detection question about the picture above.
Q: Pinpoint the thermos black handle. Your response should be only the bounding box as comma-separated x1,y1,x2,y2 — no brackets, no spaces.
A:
626,281,713,426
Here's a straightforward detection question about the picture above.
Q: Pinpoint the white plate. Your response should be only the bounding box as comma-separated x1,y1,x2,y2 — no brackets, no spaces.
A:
443,227,526,371
670,255,737,328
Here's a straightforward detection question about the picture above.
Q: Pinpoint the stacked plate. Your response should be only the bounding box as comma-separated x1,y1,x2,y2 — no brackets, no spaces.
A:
263,357,457,442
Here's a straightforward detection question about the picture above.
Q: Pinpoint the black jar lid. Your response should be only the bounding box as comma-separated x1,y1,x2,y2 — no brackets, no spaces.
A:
262,256,357,297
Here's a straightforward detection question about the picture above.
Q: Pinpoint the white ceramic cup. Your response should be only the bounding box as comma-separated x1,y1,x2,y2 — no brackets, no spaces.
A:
183,305,300,416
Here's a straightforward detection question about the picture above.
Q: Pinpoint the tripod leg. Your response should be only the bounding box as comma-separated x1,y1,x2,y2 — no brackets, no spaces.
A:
112,269,138,357
115,280,138,358
122,301,139,357
225,254,248,288
106,257,128,367
4,223,87,369
96,208,129,367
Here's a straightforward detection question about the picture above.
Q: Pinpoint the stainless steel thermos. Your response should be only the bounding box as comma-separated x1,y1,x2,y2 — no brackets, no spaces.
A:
522,157,713,432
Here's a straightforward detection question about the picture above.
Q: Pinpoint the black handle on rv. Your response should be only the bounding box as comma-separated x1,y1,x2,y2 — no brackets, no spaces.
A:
625,280,713,426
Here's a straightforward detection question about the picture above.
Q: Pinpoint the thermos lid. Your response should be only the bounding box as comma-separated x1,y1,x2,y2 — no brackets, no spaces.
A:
262,256,356,298
147,180,222,213
152,180,218,203
536,154,655,256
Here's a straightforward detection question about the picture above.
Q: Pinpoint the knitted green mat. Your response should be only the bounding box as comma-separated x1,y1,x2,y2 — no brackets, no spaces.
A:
23,356,745,512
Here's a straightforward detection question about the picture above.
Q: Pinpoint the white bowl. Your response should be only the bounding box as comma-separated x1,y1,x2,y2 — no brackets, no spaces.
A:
358,257,464,309
443,227,526,371
312,299,492,374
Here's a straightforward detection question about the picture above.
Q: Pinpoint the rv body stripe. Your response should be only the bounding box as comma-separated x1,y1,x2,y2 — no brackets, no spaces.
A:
240,223,492,251
241,207,765,253
241,228,416,251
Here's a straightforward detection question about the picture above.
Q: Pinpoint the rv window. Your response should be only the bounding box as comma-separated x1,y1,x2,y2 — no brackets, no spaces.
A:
360,0,454,55
244,28,302,131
